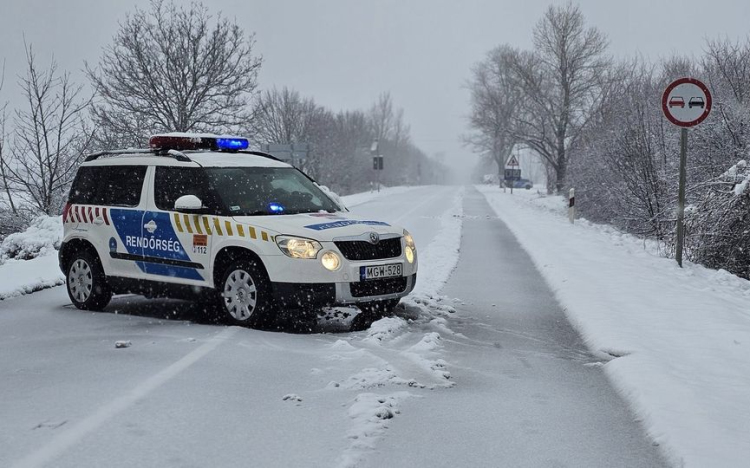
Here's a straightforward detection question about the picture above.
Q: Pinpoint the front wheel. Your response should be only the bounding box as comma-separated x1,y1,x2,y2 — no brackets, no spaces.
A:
66,250,112,311
217,259,273,327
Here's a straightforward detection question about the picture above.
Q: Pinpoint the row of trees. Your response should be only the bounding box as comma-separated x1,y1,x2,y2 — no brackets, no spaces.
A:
467,2,750,279
0,0,445,234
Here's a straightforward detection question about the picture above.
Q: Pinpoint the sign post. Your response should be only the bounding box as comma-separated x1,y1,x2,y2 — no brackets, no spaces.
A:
504,155,521,195
661,77,712,267
370,140,382,192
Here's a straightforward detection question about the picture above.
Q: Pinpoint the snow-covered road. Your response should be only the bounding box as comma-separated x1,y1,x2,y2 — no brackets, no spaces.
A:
1,185,667,467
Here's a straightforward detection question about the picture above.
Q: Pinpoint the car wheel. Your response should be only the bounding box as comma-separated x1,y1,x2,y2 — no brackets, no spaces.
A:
66,250,112,311
218,258,273,327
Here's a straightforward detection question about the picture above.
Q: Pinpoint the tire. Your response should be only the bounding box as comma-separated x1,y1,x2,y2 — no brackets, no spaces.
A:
66,249,112,311
217,258,273,327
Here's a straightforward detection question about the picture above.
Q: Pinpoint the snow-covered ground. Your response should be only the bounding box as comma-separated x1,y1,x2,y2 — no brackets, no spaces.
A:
0,216,64,300
340,185,421,208
477,184,750,468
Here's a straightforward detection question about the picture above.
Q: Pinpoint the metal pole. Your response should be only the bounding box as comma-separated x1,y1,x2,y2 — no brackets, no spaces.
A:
377,156,381,193
675,127,688,267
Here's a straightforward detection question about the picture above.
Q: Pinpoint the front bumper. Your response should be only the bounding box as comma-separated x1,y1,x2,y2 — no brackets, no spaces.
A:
272,273,417,308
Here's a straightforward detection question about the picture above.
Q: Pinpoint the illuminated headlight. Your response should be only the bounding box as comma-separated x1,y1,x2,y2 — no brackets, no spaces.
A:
404,229,416,264
321,251,341,271
276,236,322,259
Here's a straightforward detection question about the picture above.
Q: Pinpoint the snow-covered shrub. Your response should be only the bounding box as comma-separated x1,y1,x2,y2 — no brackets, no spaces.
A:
685,160,750,279
0,215,62,261
0,209,32,241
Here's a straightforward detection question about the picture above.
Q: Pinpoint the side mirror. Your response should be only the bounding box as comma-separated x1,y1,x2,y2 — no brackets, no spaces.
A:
174,195,205,213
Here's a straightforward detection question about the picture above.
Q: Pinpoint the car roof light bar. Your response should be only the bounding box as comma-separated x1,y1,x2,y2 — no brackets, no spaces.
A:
149,134,250,152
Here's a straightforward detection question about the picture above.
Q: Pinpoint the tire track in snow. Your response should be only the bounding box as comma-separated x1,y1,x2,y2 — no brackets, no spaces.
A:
333,187,465,468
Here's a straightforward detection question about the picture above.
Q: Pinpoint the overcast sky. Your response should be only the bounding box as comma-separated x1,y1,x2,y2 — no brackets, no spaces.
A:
2,0,750,180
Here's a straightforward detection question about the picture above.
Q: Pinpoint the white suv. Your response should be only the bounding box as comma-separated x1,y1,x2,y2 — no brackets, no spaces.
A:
59,134,418,326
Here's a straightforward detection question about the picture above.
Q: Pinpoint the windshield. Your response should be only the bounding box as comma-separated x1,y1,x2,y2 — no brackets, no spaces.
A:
204,167,340,216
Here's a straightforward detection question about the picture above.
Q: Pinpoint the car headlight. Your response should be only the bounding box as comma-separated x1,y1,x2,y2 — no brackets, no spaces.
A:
403,229,416,264
321,251,341,271
276,236,322,259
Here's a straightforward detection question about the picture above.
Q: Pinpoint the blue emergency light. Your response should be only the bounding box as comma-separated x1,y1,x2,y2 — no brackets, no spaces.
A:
268,203,285,213
216,138,249,151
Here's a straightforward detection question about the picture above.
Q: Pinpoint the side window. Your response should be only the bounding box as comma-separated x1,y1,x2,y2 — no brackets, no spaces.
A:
154,167,210,211
98,166,147,207
69,167,103,204
68,166,146,207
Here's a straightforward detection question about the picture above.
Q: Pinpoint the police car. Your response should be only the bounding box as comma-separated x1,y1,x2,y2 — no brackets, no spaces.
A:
59,133,418,326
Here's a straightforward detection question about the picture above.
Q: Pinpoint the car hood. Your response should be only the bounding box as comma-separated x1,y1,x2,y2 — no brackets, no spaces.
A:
232,212,403,242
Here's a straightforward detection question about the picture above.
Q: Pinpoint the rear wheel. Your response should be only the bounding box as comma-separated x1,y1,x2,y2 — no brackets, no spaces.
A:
217,259,273,327
66,250,112,311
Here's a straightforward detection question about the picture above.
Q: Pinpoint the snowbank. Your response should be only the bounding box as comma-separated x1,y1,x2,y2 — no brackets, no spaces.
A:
0,215,62,261
340,186,420,208
0,253,64,300
477,185,750,468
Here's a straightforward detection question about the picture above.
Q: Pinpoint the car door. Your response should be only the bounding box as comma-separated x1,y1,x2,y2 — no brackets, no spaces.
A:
140,165,213,285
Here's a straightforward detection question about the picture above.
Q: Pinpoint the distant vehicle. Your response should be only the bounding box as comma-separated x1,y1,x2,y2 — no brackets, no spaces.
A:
669,96,685,108
689,97,705,109
513,178,533,190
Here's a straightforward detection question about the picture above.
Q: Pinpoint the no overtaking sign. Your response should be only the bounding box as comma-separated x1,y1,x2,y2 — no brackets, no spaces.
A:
662,78,712,128
662,77,712,268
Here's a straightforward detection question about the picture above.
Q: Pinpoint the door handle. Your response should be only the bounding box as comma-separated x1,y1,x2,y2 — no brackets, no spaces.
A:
94,217,104,226
144,220,158,233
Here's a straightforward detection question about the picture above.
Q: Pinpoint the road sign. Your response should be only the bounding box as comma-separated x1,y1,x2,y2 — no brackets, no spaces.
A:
661,77,713,268
506,155,520,167
662,78,712,128
504,168,521,181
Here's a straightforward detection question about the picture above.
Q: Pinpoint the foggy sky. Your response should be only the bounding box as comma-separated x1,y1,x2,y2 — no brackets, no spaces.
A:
2,0,749,181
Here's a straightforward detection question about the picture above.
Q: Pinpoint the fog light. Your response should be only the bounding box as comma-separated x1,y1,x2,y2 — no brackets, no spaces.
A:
405,246,415,263
321,251,341,271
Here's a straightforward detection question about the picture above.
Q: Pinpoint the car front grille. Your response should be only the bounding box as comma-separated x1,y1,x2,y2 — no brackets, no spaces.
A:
349,277,408,298
334,237,402,261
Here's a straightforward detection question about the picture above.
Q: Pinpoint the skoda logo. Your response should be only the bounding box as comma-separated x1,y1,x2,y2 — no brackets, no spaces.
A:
368,232,380,245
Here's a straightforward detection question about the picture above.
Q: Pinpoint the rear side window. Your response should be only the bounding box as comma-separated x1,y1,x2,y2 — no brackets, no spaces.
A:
154,167,213,211
68,166,147,207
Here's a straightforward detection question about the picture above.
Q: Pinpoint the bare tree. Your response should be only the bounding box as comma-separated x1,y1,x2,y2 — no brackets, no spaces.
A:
251,87,320,144
466,45,524,186
511,2,610,192
2,45,92,215
369,92,410,147
0,60,17,215
87,0,262,147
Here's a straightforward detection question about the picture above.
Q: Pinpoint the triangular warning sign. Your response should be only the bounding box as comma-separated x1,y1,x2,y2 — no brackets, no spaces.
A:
506,155,519,167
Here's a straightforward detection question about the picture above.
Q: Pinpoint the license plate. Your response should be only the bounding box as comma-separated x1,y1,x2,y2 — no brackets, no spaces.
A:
360,263,402,281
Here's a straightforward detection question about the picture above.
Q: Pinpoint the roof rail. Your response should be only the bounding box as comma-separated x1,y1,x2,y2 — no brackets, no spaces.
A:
237,150,286,163
83,148,282,163
84,148,190,162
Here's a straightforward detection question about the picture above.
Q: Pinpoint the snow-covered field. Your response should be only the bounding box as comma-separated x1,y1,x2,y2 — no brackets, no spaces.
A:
477,184,750,468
